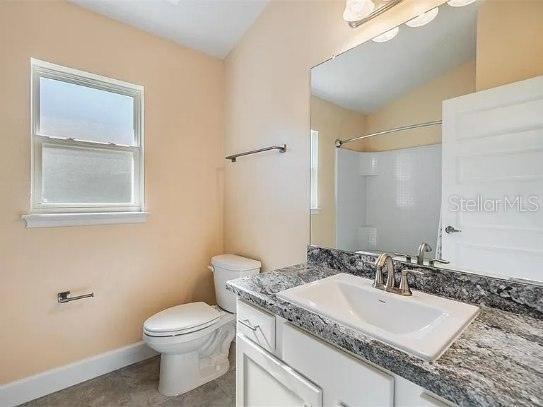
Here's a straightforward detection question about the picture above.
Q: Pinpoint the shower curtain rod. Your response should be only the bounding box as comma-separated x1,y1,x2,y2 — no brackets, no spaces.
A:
335,119,442,148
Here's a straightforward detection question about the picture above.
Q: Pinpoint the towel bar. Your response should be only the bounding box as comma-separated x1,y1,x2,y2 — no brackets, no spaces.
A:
225,144,287,162
57,290,94,303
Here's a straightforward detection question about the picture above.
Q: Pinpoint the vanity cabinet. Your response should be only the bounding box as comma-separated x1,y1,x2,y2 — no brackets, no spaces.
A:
236,300,454,407
236,333,322,406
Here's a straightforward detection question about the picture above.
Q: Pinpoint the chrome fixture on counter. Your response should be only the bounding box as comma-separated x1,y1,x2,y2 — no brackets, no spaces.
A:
398,269,425,296
225,144,287,163
394,252,413,263
395,252,450,269
335,120,442,148
57,290,94,303
374,252,392,290
429,258,450,267
417,242,433,265
374,253,424,296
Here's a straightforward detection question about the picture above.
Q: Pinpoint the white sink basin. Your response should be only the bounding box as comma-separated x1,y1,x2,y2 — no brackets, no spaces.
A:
277,273,479,361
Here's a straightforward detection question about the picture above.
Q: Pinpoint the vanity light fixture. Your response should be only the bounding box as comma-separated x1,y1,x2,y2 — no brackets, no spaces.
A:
447,0,476,7
372,26,400,43
405,7,439,28
343,0,375,23
344,0,404,28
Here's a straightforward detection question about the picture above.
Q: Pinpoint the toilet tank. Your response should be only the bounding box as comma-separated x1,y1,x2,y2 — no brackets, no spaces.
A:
211,254,261,313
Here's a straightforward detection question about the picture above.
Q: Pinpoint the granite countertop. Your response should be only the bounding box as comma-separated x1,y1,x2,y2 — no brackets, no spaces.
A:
226,263,543,407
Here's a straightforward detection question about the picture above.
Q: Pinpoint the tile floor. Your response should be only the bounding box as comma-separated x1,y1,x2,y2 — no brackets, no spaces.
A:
22,345,236,407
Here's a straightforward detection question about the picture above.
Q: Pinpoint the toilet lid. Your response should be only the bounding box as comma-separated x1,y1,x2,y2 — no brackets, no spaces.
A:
143,302,221,335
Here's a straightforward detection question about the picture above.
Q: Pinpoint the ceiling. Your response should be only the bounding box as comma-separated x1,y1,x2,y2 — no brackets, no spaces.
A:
70,0,269,58
311,2,480,114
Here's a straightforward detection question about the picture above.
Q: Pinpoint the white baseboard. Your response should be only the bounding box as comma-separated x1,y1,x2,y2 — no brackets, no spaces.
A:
0,341,158,407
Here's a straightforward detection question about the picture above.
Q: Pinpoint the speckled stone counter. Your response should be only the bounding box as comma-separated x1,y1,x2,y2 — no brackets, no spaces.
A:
226,263,543,407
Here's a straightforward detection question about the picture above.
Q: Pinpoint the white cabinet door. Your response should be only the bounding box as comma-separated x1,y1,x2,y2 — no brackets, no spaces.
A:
282,324,394,407
395,375,456,407
236,333,322,407
441,75,543,280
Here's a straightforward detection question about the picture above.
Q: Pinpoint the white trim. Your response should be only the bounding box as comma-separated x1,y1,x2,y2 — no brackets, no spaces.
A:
22,211,148,228
29,58,145,216
310,130,319,211
0,341,157,407
30,58,144,91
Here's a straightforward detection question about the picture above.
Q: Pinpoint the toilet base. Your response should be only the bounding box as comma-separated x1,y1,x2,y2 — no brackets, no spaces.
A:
157,321,235,396
158,352,230,396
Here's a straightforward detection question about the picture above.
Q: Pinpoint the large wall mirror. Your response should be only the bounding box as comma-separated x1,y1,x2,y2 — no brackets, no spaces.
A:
310,0,543,282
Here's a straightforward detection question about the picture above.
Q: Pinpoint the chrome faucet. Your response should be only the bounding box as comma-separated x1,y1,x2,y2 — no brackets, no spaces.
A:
374,253,424,296
374,253,395,292
416,242,433,265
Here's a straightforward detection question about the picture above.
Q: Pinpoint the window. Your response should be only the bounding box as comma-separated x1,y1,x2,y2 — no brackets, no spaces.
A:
23,59,146,227
310,130,319,213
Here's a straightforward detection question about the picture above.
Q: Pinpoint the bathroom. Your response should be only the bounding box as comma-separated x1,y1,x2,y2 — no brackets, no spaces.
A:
0,0,542,406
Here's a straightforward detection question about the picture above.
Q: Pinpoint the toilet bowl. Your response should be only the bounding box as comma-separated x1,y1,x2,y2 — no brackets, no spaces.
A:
143,254,260,396
143,302,235,396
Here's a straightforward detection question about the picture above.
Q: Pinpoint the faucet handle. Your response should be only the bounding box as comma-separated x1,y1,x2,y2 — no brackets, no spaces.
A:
399,269,425,296
429,258,450,267
393,252,413,263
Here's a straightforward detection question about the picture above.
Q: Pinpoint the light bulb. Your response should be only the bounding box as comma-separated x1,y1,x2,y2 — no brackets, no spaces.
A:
405,7,439,28
343,0,375,23
447,0,476,7
372,26,399,43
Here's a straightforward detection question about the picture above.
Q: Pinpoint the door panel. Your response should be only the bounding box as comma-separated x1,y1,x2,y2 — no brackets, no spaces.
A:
441,75,543,280
244,358,305,406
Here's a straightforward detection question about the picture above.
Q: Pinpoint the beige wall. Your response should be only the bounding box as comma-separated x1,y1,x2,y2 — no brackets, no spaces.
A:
224,0,446,271
310,96,366,247
0,1,224,383
363,59,476,151
476,0,543,91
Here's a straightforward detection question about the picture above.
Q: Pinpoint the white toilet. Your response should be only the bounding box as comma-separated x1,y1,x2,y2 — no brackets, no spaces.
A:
143,254,261,396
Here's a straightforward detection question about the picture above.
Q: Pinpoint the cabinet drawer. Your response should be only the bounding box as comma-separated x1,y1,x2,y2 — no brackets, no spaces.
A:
237,300,276,352
282,323,394,407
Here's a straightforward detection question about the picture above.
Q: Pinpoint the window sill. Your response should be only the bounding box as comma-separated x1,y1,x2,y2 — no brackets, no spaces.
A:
22,212,148,228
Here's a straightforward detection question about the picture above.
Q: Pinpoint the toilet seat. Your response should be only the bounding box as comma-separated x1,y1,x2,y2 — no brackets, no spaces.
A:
144,318,220,337
144,302,222,337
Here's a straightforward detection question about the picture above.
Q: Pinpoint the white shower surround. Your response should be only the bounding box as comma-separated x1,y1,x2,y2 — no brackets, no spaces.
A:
336,144,442,254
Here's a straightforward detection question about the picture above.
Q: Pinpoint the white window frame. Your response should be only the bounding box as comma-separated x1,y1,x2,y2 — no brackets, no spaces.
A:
310,130,320,214
23,58,146,228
